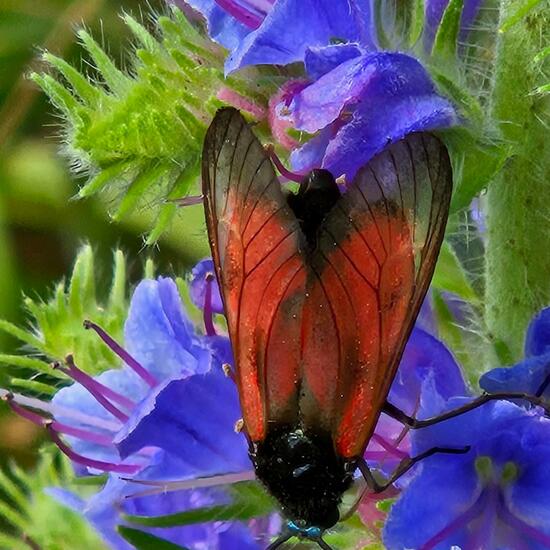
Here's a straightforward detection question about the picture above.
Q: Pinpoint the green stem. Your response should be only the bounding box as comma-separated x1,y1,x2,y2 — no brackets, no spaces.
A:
485,2,550,364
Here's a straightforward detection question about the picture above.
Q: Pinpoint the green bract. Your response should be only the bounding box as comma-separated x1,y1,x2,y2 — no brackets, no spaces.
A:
0,245,152,395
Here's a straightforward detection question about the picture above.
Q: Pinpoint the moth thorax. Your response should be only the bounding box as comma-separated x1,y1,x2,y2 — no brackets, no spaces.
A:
251,425,354,530
287,169,341,250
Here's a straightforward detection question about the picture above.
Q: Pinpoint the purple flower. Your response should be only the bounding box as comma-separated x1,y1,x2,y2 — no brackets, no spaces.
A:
5,260,495,548
481,307,550,400
181,0,376,74
180,1,457,181
384,308,550,549
3,275,260,549
281,50,457,180
189,259,224,315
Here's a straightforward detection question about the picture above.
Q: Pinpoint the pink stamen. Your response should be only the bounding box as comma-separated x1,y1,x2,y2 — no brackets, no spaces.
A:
203,273,217,336
83,320,157,388
50,421,113,446
62,358,135,410
124,470,256,499
363,450,403,461
214,0,264,29
371,433,408,459
499,503,550,546
56,356,129,423
268,79,308,150
47,424,141,474
420,491,487,550
4,394,113,448
0,389,120,432
217,87,266,120
264,144,303,183
3,393,48,426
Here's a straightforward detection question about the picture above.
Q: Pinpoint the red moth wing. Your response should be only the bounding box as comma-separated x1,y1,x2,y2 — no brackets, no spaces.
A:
202,108,306,442
302,133,452,458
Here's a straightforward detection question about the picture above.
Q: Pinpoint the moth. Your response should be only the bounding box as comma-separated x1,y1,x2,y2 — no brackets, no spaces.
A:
202,107,453,548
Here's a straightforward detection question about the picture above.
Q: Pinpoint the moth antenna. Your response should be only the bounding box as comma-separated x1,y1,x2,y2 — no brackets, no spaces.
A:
122,470,256,499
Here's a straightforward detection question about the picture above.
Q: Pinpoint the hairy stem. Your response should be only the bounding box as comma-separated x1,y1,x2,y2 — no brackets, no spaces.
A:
485,1,550,363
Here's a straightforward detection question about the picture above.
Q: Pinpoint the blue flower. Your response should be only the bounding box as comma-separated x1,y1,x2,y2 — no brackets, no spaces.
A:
180,0,376,74
4,275,261,549
181,1,457,180
4,261,493,548
282,50,457,179
384,308,550,550
481,307,550,400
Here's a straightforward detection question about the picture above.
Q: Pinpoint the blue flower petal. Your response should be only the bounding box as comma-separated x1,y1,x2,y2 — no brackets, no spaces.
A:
304,43,364,80
116,367,249,474
289,52,456,179
383,453,478,549
226,0,376,74
389,327,468,416
182,0,252,51
190,259,224,315
525,307,550,357
480,353,550,400
124,278,210,382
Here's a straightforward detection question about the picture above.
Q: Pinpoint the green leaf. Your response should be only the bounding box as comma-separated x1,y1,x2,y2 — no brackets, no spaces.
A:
33,8,267,242
118,527,190,550
499,0,544,32
0,245,155,390
408,0,425,46
441,128,510,213
0,449,107,549
124,481,274,528
432,0,464,62
432,241,479,303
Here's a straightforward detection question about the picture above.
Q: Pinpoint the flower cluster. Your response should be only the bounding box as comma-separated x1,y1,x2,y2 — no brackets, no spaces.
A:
384,308,550,549
183,0,459,180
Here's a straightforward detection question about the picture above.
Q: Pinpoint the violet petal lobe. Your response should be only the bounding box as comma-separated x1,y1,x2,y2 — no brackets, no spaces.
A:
288,52,456,179
389,327,468,416
321,92,455,179
383,453,479,549
226,0,376,74
190,259,225,315
525,307,550,357
124,278,210,382
178,0,252,51
304,43,364,80
480,353,550,401
115,366,250,474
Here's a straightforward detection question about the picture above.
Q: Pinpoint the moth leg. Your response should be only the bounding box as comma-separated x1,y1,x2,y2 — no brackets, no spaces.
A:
383,389,549,430
358,445,470,494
